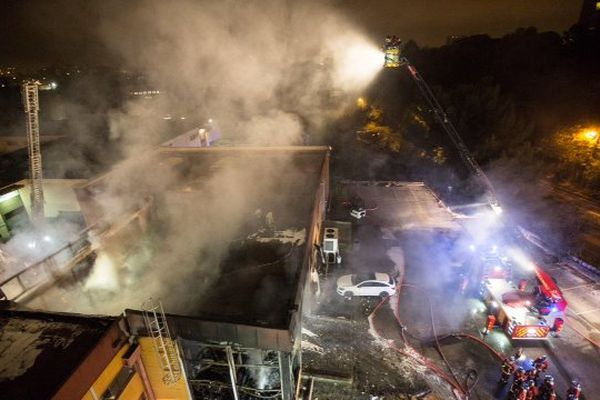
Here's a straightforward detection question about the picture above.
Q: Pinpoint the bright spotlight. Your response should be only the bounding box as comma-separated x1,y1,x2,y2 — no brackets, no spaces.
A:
331,37,383,90
43,235,51,242
469,244,476,252
490,203,503,216
27,241,36,249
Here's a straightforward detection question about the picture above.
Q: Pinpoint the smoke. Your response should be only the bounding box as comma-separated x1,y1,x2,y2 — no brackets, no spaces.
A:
98,0,381,147
5,0,386,318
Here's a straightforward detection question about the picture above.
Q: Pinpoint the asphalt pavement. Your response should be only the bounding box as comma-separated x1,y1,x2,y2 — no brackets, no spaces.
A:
313,180,598,399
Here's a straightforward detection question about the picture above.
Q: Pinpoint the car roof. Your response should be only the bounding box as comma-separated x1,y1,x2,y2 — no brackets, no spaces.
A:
352,272,389,284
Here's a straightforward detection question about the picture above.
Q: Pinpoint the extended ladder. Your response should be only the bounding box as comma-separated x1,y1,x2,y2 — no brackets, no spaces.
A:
21,81,45,226
142,298,182,385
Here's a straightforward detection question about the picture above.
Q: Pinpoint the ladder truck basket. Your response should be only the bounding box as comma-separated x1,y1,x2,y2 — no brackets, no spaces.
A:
384,46,401,68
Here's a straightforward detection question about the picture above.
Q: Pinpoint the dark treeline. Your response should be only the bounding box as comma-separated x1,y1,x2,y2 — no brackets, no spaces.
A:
338,24,600,258
358,24,600,195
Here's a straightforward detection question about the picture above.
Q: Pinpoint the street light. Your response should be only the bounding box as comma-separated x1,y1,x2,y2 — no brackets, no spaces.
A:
356,97,367,110
577,127,599,159
583,129,598,141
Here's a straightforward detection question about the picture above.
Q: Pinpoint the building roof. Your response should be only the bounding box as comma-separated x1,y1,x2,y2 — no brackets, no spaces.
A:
0,307,116,399
24,146,329,350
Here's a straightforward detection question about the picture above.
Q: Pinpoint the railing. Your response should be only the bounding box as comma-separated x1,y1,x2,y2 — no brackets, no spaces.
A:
0,227,95,301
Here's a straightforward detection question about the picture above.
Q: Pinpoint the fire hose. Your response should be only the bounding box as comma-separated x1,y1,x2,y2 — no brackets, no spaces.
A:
369,295,467,397
399,284,476,396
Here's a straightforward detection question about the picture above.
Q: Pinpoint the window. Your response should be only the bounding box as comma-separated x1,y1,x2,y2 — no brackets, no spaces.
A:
352,273,376,285
369,282,389,287
100,366,135,400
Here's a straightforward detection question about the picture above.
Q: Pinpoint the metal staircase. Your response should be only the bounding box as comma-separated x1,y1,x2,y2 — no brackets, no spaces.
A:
21,81,44,227
142,298,182,385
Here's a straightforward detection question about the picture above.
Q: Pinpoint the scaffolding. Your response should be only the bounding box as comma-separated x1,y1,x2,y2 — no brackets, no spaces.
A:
142,298,182,385
21,81,44,227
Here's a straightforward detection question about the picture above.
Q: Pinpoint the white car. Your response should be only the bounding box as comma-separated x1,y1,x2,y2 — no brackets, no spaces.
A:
350,208,367,219
336,272,396,298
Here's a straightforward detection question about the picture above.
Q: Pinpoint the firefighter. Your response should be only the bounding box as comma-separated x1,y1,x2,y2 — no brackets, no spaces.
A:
518,279,528,292
500,356,515,384
509,376,524,400
485,314,496,335
525,367,537,384
539,375,557,400
500,356,516,384
552,318,564,336
511,381,528,400
524,379,538,400
566,379,582,400
513,366,526,384
533,355,549,377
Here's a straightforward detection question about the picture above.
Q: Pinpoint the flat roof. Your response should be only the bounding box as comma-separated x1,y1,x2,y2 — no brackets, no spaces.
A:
331,181,459,231
24,147,329,344
0,307,115,399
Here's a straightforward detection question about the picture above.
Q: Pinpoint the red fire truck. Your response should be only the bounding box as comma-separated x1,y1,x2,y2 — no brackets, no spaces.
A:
480,255,567,340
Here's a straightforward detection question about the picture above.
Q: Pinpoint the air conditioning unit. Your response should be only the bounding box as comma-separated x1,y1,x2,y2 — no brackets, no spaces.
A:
322,227,341,264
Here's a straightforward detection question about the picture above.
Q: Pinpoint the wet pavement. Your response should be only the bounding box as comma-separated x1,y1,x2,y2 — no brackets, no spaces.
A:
302,181,597,399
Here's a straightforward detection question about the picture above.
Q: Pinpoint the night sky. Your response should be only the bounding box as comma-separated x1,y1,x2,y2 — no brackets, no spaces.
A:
0,0,581,68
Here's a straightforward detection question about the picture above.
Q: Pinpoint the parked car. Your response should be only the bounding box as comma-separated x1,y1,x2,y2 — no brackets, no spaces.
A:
350,208,367,219
336,272,396,298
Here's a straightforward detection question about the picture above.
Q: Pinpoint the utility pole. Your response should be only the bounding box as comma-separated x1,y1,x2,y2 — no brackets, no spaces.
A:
21,80,45,227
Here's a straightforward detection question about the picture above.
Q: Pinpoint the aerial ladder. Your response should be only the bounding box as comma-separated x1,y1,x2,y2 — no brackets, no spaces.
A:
383,37,501,213
21,80,45,227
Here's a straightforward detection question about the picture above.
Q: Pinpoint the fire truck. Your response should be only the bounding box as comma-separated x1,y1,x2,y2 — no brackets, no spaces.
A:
480,253,567,340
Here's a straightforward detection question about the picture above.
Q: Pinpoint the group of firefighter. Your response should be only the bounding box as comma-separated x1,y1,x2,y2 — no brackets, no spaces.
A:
500,349,583,399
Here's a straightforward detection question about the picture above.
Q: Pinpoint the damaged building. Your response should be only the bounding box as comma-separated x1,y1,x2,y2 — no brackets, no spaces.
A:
1,145,331,399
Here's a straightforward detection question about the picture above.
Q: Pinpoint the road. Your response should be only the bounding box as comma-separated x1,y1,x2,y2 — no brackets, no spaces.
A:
545,183,600,267
311,181,599,399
